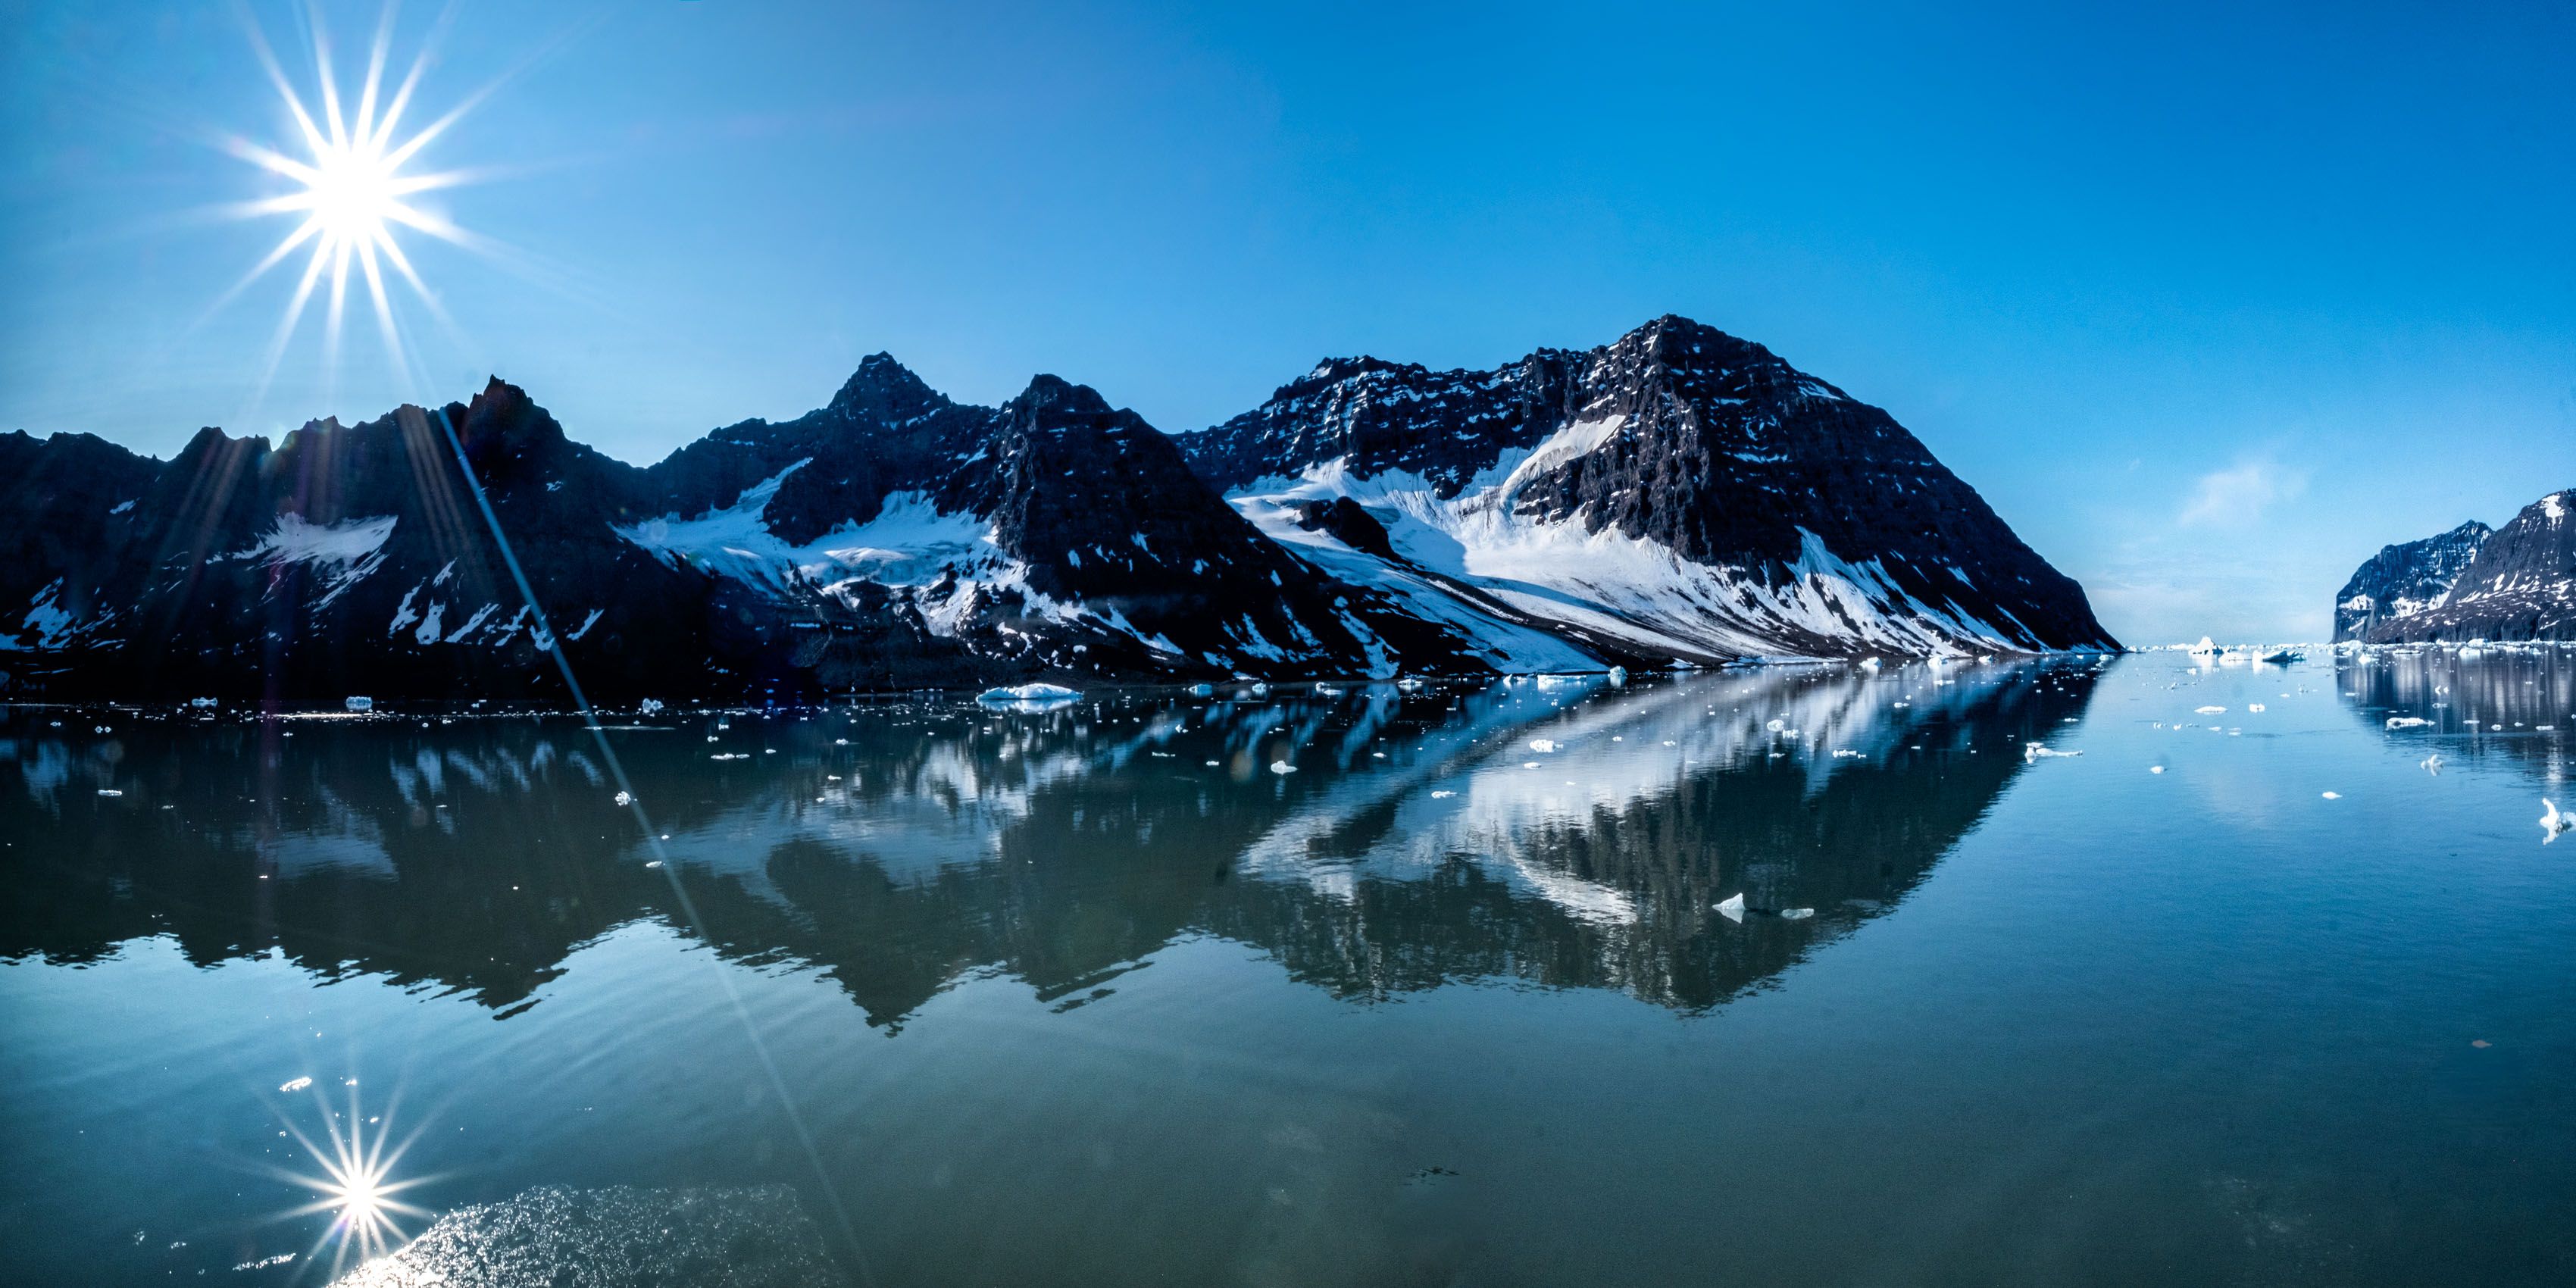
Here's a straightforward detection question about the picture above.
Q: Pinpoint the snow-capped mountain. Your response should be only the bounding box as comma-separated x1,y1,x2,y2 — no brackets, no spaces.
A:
1179,315,2116,664
1,317,2118,700
2350,491,2574,642
2331,520,2491,642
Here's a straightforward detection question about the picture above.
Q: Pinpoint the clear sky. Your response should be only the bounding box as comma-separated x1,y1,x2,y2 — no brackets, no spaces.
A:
4,1,2571,645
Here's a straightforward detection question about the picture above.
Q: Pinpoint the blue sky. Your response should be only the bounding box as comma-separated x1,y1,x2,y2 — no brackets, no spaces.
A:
4,1,2571,644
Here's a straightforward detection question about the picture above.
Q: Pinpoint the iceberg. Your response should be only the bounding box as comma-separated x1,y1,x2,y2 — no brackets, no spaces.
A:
976,683,1080,711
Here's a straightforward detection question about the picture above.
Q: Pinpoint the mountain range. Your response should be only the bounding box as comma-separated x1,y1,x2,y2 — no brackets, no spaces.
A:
0,316,2116,700
2334,492,2574,643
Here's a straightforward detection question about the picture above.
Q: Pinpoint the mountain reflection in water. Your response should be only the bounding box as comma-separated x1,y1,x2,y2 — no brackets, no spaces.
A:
2,661,2102,1027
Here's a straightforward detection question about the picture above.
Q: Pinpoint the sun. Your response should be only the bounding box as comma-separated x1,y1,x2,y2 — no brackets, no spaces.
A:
216,5,492,398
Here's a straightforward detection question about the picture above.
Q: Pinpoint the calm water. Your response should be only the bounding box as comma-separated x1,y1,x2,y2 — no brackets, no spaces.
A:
3,652,2571,1286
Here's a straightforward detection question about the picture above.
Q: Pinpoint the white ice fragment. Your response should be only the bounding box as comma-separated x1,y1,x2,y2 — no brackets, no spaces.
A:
2543,799,2571,843
2246,702,2265,713
1714,893,1746,921
2321,791,2342,799
96,788,123,797
1779,908,1815,921
2386,717,2432,730
613,791,633,807
638,699,664,716
1189,683,1215,697
2023,743,2081,761
1528,739,1557,753
977,683,1080,709
2149,765,2166,774
1430,789,1456,799
1765,718,1786,732
1269,760,1297,775
2196,705,2227,714
279,1076,312,1093
344,696,373,712
2421,753,2443,775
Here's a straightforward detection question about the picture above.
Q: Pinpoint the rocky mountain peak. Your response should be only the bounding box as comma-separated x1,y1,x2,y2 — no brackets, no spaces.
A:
829,352,949,426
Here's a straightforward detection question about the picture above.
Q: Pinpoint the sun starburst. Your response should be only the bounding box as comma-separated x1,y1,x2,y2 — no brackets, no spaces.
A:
217,3,489,401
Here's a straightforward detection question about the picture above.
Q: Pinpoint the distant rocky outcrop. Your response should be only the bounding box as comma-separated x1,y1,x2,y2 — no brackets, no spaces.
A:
2352,491,2575,643
2331,520,2491,642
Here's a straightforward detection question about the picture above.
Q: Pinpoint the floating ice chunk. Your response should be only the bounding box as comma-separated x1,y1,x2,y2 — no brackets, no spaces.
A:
279,1076,312,1093
1188,683,1215,697
1522,761,1541,769
2543,799,2571,843
2246,703,2265,713
1715,893,1746,921
977,683,1080,710
1765,718,1786,732
1315,684,1343,696
2421,753,2443,774
1608,666,1628,686
2196,705,2227,714
638,699,664,716
96,788,123,797
2023,743,2081,761
2149,765,2166,774
1832,749,1863,758
1430,789,1455,799
1250,683,1269,696
613,791,633,807
1779,907,1815,921
1204,759,1220,767
344,696,373,712
2386,717,2432,730
1268,760,1297,774
1528,739,1558,753
2321,791,2342,799
1859,657,1880,670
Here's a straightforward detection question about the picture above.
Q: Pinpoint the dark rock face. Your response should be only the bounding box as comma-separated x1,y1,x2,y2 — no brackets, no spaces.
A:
2,366,1489,700
2363,491,2575,642
2,316,2118,700
2332,521,2491,642
1181,315,2117,661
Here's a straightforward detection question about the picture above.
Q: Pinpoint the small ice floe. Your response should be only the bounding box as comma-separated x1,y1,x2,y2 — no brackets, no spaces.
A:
1832,749,1864,758
1765,718,1785,732
1371,750,1386,758
1859,657,1880,671
2321,791,2342,800
1204,759,1220,767
1528,739,1558,753
2022,743,2080,761
2246,703,2265,713
1608,666,1628,686
710,752,747,761
1714,893,1746,922
1189,683,1215,697
1250,683,1270,696
1522,761,1542,769
2543,799,2572,843
613,791,633,807
977,683,1080,711
343,696,373,712
2421,753,2443,774
1268,760,1297,775
1315,684,1344,696
96,788,123,797
1430,789,1456,799
644,860,663,870
1778,907,1815,921
2196,705,2227,714
2149,765,2166,774
278,1076,312,1093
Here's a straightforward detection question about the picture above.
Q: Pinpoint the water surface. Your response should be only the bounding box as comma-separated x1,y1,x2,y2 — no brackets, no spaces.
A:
3,652,2571,1285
